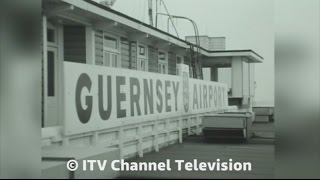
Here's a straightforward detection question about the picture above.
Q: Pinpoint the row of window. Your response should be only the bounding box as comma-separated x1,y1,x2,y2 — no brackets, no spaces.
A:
100,32,186,75
47,26,192,77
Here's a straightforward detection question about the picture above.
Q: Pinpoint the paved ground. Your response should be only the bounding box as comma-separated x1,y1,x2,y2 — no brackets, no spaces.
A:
119,122,274,179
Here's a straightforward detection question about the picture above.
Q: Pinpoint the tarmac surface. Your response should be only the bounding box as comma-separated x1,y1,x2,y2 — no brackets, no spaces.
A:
119,122,274,179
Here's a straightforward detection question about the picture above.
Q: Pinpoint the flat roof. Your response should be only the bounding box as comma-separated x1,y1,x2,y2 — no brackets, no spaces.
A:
201,49,263,63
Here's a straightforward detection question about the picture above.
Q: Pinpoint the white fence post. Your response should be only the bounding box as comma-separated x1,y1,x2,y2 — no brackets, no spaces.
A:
154,120,159,152
138,123,143,158
179,116,183,143
187,116,192,135
166,118,170,144
92,132,98,146
118,127,124,159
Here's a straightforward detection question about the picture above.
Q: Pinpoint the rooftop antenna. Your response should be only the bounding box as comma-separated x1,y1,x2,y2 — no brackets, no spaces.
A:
148,0,153,26
155,0,158,27
157,13,203,78
155,0,179,37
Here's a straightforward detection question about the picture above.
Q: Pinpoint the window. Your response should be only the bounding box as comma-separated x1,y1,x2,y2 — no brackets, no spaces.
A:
139,59,148,71
102,33,120,68
47,51,55,96
139,45,146,56
47,29,55,43
158,63,167,74
103,51,120,68
104,36,118,50
158,50,168,74
137,44,148,71
47,22,58,46
158,51,166,61
176,55,184,75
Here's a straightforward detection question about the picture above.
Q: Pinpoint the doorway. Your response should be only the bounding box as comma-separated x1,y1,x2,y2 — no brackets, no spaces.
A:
43,22,60,127
45,47,59,127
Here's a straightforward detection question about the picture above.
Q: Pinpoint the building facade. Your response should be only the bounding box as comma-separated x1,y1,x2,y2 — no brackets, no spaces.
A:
41,0,263,169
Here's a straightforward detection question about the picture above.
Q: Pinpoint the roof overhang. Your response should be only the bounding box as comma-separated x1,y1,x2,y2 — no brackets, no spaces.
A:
53,0,189,49
201,50,263,68
202,50,263,63
43,0,264,62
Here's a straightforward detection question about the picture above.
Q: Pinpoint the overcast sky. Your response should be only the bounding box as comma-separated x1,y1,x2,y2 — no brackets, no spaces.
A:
107,0,274,106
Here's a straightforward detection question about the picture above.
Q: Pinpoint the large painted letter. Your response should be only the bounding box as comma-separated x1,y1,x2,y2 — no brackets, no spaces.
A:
144,79,154,115
209,85,213,108
156,80,163,113
165,81,171,112
116,76,126,118
130,77,141,116
98,75,112,120
172,81,179,111
75,73,92,124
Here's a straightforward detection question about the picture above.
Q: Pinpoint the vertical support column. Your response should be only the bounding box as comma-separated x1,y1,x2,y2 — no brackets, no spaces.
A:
166,118,170,144
153,120,159,152
231,57,243,97
138,124,143,158
187,116,192,135
85,26,95,65
249,63,255,111
57,24,65,126
178,116,183,143
196,116,202,135
118,127,124,159
91,132,98,146
43,15,48,127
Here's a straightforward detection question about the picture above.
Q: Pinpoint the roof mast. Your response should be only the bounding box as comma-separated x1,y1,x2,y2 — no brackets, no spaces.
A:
148,0,154,26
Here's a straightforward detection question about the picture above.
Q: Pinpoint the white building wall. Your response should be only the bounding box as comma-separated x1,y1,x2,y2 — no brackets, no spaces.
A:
209,37,226,51
185,36,210,50
186,36,225,51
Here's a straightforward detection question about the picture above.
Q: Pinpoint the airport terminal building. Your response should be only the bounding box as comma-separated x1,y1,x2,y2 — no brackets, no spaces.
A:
41,0,263,178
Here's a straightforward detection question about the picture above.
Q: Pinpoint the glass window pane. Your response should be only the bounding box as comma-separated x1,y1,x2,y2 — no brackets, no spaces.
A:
112,54,118,67
139,45,145,56
104,36,117,49
158,51,166,61
104,51,110,66
47,29,55,43
47,51,55,97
